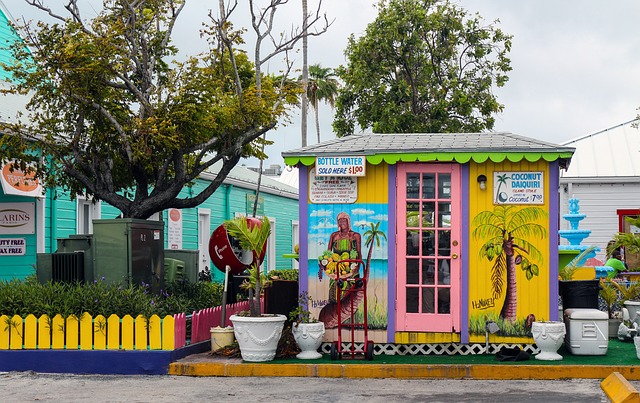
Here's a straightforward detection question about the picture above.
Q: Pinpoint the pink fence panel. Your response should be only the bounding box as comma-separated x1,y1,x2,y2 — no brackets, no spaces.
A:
173,313,187,349
189,299,254,343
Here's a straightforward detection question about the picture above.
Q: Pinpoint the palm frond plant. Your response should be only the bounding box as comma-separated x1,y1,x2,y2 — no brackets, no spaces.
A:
224,215,271,317
599,278,620,319
604,278,640,304
558,246,598,281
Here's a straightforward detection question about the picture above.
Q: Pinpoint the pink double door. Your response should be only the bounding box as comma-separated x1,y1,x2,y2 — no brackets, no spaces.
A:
396,163,461,333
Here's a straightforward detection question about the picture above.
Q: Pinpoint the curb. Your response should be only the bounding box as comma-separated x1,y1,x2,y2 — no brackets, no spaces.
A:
601,372,640,403
169,361,640,380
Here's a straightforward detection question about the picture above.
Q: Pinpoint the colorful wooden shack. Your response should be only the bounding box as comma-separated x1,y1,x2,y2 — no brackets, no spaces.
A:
283,132,575,346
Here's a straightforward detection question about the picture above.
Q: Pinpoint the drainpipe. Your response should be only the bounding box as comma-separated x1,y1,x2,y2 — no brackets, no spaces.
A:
48,188,56,252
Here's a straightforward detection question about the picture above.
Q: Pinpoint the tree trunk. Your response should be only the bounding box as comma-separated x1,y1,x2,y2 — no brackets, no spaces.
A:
315,104,321,143
501,252,518,321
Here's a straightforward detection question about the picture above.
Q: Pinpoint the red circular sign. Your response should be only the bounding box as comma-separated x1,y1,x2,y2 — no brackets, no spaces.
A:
208,217,267,275
169,209,181,222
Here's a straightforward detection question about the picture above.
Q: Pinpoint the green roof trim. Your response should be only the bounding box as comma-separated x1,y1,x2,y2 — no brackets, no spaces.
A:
284,152,574,167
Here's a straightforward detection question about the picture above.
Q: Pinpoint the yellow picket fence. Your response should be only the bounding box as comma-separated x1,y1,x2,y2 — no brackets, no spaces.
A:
0,313,175,350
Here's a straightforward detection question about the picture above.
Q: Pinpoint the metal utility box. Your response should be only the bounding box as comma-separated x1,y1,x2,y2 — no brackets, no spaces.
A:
36,253,53,283
56,234,94,283
92,219,165,292
164,258,185,283
164,249,199,283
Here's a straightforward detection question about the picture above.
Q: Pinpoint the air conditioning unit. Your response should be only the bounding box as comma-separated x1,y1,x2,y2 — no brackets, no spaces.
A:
51,252,85,283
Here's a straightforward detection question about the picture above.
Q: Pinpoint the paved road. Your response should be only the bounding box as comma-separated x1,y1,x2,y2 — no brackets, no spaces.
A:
0,372,611,402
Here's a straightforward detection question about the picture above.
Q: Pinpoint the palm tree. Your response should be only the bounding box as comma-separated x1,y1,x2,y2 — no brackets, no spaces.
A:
363,221,387,278
306,64,339,143
472,205,547,322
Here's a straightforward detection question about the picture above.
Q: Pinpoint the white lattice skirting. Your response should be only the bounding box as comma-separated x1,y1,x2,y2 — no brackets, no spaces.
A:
320,342,540,356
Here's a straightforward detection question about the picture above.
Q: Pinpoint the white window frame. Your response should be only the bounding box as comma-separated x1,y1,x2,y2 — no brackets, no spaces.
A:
198,208,211,272
76,197,101,234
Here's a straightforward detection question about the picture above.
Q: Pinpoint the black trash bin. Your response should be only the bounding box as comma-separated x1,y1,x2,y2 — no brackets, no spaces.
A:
559,279,600,309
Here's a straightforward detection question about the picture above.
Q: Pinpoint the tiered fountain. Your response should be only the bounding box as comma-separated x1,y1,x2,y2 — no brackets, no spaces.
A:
558,198,609,314
558,198,607,276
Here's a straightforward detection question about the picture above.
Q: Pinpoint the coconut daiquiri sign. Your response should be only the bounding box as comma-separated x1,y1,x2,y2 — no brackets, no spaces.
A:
492,171,544,205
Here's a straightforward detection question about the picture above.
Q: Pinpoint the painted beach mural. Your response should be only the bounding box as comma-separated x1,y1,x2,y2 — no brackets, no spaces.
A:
306,165,389,342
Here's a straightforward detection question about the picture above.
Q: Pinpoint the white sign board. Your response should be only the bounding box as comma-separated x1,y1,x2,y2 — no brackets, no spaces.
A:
315,156,366,177
0,238,26,255
309,168,358,204
0,202,35,234
0,160,42,197
167,208,183,249
493,171,544,205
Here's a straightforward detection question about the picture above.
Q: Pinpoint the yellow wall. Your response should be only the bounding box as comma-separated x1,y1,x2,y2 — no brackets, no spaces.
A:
468,160,552,340
306,163,388,204
306,162,390,341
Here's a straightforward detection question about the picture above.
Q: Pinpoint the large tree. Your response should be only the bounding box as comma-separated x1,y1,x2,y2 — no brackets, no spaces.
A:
332,0,512,137
1,0,327,218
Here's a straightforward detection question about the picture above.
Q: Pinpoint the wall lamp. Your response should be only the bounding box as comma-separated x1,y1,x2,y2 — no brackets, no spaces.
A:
477,174,487,191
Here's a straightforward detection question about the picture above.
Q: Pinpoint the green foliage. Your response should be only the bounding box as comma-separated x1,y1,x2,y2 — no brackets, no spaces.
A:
0,278,222,319
599,278,623,318
223,216,271,316
558,246,597,281
333,0,512,136
1,0,304,218
607,232,640,263
267,269,299,283
289,291,317,324
468,312,534,337
301,64,340,142
603,278,640,305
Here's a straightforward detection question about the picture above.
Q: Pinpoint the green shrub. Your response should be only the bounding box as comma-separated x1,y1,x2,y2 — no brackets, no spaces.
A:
0,277,223,319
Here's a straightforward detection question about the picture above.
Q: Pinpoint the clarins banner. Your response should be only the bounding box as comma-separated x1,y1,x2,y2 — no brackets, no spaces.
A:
0,202,35,234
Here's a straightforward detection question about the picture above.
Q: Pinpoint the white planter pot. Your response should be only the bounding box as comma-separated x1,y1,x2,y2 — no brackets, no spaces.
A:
624,301,640,323
634,336,640,360
532,321,565,361
210,326,235,353
292,322,325,359
229,314,286,362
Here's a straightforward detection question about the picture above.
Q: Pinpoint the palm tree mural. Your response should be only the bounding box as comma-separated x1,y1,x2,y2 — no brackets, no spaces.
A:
306,64,339,143
319,221,386,328
472,205,547,322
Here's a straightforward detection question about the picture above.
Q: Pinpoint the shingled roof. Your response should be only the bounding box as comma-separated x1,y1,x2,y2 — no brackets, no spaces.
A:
282,132,575,167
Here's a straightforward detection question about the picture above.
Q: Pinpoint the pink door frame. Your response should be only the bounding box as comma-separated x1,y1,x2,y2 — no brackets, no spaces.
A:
395,162,462,333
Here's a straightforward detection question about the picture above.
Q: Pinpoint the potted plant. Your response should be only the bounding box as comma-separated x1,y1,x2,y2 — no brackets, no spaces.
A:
599,278,624,338
558,246,601,310
603,277,640,341
289,291,325,359
225,216,287,362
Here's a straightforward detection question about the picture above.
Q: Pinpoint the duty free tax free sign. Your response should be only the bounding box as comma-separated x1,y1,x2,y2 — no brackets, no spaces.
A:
315,156,366,177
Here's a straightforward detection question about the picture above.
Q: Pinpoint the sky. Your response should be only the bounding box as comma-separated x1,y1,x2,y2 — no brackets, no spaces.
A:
4,0,640,169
